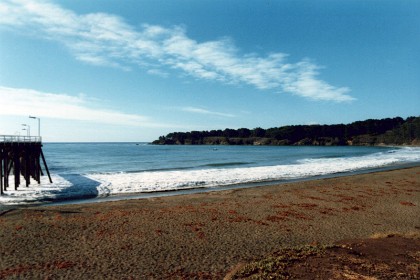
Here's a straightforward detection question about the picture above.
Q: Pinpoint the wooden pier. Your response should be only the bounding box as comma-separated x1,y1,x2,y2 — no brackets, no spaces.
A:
0,135,52,195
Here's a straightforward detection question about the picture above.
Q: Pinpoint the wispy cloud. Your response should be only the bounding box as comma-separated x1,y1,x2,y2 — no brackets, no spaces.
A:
0,86,166,127
0,0,354,102
182,107,236,118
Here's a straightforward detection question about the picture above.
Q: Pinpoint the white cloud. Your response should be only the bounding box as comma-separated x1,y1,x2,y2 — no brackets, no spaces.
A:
284,60,353,102
182,107,236,118
147,69,169,78
0,86,166,127
0,0,355,102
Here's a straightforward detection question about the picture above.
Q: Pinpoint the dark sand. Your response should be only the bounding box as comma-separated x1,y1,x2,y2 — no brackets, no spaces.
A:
0,167,419,279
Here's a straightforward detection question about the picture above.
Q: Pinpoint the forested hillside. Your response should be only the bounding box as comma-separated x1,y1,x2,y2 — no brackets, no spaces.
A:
152,116,420,146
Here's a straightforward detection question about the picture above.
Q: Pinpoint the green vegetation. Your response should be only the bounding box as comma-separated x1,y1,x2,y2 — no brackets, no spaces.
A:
152,116,420,146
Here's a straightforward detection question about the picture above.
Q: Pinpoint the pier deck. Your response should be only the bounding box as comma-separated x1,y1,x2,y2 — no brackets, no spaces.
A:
0,135,51,195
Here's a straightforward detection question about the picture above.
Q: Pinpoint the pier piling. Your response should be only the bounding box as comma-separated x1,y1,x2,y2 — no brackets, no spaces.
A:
0,135,52,195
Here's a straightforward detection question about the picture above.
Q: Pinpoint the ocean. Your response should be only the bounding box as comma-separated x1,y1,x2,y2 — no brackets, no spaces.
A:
1,143,420,206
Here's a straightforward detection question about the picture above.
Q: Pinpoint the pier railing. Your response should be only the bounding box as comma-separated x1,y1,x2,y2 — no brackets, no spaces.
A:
0,135,42,143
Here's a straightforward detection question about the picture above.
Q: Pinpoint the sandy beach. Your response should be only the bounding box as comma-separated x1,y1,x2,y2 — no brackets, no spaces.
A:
0,167,419,279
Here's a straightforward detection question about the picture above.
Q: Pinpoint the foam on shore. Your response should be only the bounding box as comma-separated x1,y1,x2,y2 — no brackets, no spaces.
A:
1,147,419,206
88,147,420,196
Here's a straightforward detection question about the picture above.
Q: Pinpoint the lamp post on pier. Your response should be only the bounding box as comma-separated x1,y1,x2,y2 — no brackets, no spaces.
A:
22,124,30,137
29,116,40,137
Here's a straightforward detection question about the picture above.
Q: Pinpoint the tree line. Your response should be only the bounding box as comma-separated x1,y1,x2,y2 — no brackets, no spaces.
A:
152,116,420,146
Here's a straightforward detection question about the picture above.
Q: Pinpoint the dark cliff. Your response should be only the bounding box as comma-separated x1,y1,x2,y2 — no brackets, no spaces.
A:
152,116,420,146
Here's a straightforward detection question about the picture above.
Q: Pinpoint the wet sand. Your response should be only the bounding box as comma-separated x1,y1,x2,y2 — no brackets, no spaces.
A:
0,167,419,279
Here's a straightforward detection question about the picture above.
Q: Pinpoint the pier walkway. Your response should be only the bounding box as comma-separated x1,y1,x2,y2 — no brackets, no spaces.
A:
0,135,52,195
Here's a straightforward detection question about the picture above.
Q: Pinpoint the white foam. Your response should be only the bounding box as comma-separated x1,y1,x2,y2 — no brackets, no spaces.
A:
87,147,420,196
1,147,419,205
0,175,72,205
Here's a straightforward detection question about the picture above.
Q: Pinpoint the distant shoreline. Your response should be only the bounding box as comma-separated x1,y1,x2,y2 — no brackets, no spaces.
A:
153,116,420,146
151,139,420,146
150,142,420,147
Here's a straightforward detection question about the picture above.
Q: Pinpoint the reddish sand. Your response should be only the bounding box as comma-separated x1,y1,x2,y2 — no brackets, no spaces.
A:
0,167,419,279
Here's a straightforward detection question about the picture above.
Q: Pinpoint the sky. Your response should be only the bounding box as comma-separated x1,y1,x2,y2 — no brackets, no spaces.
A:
0,0,419,142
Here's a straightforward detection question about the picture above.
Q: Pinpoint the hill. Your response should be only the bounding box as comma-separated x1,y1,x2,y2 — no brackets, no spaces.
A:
152,116,420,146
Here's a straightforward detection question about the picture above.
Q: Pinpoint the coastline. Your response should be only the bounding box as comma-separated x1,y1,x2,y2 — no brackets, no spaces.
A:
2,159,419,210
0,166,419,278
46,161,420,207
2,144,416,208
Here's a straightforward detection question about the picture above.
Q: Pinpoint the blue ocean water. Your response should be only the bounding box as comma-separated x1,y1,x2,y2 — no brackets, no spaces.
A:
45,143,388,174
1,143,419,206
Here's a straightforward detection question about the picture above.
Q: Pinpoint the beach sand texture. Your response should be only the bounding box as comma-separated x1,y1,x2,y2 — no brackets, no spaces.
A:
0,167,419,279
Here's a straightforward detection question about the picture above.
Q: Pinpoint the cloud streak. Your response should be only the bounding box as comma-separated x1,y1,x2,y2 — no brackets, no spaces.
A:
0,0,354,102
182,107,236,118
0,86,165,127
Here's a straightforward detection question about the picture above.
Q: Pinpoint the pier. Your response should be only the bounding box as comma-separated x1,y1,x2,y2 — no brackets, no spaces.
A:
0,135,52,195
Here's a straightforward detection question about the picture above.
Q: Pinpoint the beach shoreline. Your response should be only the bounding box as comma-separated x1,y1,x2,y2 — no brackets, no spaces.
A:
3,144,419,208
2,162,419,211
1,166,419,278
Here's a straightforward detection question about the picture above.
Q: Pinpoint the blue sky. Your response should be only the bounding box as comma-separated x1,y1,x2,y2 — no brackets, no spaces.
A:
0,0,419,142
